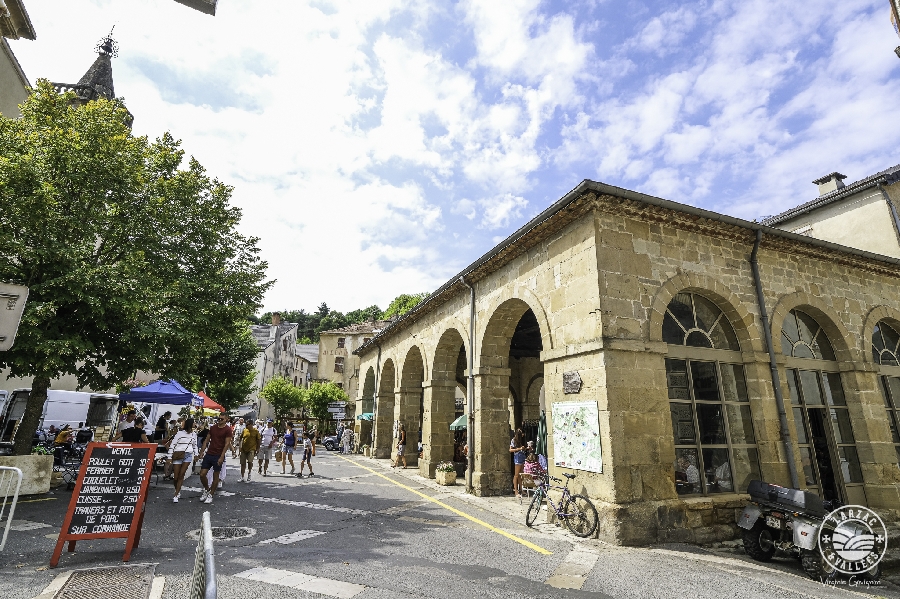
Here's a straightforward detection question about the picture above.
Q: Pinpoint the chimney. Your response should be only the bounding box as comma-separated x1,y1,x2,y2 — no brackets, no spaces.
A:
812,172,847,196
271,312,281,326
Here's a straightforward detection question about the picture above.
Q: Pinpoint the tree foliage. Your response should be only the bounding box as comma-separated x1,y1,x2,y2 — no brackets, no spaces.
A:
383,293,430,318
0,81,271,454
188,327,259,411
303,381,349,422
259,376,303,423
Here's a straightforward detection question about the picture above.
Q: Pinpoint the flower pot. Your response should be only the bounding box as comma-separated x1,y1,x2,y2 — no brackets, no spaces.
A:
0,454,53,495
435,470,456,486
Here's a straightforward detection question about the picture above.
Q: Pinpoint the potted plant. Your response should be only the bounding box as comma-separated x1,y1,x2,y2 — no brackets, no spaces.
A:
435,461,456,485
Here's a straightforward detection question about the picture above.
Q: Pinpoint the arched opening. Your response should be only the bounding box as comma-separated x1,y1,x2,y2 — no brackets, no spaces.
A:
425,329,467,477
374,359,396,458
358,366,376,448
477,299,545,496
782,308,865,505
396,347,425,467
872,320,900,469
664,291,761,496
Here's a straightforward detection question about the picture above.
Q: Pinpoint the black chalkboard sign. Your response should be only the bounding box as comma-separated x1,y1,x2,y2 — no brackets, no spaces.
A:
51,442,156,567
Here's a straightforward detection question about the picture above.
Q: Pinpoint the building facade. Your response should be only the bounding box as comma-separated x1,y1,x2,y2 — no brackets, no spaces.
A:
354,171,900,546
249,313,300,421
0,0,34,119
294,344,318,388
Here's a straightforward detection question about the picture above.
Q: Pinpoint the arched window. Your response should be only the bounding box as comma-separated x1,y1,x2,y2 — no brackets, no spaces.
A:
781,309,836,360
873,321,900,466
663,293,740,350
664,292,759,496
782,309,865,505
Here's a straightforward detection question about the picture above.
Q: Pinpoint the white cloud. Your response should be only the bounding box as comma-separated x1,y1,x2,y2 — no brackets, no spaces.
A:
480,193,528,229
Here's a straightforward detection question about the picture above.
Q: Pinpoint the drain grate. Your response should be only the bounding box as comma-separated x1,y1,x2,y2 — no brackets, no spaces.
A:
54,564,155,599
186,526,256,541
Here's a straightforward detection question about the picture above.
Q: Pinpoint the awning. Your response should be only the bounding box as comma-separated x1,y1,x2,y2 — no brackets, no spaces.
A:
196,390,224,412
119,380,197,405
449,414,467,430
356,413,374,421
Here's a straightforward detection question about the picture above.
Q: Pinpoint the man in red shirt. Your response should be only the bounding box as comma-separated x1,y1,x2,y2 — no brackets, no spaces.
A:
197,414,233,504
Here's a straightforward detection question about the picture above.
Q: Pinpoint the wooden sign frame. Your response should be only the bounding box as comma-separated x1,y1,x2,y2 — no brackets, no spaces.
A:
51,442,157,567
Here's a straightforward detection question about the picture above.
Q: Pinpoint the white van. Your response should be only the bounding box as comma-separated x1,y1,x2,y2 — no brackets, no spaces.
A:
0,389,119,445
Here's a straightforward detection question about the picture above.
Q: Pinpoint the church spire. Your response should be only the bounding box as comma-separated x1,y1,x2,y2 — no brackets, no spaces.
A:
74,28,118,100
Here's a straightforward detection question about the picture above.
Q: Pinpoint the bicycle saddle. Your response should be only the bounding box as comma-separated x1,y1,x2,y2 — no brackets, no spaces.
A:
563,473,576,479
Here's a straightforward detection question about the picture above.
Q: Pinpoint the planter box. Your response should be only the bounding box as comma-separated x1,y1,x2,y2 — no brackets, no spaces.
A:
0,454,53,495
363,448,371,457
435,470,456,486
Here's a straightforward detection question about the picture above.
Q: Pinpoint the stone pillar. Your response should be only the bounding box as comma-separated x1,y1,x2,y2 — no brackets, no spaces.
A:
421,380,456,478
373,392,394,459
394,386,421,467
473,367,512,496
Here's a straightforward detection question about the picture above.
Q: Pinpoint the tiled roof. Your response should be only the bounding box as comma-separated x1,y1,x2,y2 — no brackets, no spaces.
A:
295,344,319,363
249,322,298,350
319,320,391,335
761,164,900,226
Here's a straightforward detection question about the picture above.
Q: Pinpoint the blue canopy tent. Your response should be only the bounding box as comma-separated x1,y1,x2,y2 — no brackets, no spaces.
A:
118,380,202,406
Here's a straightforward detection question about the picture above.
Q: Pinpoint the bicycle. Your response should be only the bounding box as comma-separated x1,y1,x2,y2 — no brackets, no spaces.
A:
525,472,599,538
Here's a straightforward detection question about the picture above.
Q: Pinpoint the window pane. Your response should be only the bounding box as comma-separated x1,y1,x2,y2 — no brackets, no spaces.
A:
696,403,727,445
798,446,817,486
828,408,855,444
881,351,899,366
781,333,794,357
703,448,732,493
792,407,808,444
888,377,900,411
669,293,695,332
665,359,690,400
686,330,713,348
709,321,740,351
692,295,720,333
823,372,846,406
798,370,823,405
726,404,756,444
663,312,685,345
720,364,749,402
881,321,900,355
674,448,700,495
670,403,696,444
873,325,886,353
837,446,864,483
787,369,801,405
796,310,818,345
690,361,720,401
731,447,761,493
783,311,800,344
793,343,815,359
887,410,900,444
811,336,836,361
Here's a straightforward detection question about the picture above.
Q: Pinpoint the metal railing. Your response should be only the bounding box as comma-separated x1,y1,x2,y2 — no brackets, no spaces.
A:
189,511,216,599
0,466,23,551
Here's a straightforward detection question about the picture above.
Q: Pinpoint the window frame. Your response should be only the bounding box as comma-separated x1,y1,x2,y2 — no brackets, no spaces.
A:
334,356,344,373
337,337,346,349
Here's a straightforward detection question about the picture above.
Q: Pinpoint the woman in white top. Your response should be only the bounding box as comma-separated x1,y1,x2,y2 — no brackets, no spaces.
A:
167,418,199,503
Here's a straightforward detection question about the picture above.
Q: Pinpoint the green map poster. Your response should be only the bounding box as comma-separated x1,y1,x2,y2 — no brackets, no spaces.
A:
551,400,602,473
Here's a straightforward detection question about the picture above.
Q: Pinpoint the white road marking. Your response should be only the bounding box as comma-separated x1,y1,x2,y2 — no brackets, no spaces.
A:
250,496,370,515
376,501,427,515
9,519,50,531
182,486,236,497
258,529,327,545
235,567,365,598
545,547,600,590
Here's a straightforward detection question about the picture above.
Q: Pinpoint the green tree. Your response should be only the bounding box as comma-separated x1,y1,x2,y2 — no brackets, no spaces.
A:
189,327,259,411
259,377,303,423
0,81,271,455
383,293,430,318
303,381,349,423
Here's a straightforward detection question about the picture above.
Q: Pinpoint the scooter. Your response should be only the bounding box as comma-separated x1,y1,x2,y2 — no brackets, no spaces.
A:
738,480,877,581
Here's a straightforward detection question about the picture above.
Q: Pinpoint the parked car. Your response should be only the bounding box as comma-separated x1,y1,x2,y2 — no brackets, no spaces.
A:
323,434,340,450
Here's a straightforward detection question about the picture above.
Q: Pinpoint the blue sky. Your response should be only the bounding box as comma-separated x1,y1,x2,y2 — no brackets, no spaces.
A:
10,0,900,312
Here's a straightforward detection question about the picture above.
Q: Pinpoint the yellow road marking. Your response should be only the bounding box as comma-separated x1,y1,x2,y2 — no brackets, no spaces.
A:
16,498,57,503
336,455,552,555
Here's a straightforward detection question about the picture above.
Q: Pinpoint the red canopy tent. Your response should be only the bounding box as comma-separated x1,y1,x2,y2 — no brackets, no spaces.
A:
196,390,224,413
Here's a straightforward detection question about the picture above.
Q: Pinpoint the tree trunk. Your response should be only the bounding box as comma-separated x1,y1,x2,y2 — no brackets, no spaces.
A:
13,375,50,456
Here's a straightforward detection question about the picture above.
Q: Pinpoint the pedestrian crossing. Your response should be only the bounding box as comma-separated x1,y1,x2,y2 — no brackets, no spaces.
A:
234,567,365,598
258,529,327,545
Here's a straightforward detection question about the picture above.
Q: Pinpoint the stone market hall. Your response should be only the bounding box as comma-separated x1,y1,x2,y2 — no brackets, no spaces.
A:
353,165,900,546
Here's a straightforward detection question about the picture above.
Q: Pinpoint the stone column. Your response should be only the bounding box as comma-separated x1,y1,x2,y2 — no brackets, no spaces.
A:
373,391,395,459
421,380,457,478
394,386,421,467
473,367,512,496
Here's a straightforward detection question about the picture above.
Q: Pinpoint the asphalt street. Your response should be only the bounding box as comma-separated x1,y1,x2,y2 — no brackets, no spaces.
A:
2,449,900,599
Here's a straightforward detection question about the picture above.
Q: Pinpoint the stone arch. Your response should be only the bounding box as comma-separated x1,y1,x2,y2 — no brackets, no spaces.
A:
479,296,550,369
395,345,425,467
362,366,376,400
769,292,857,363
379,358,396,396
421,327,467,476
649,272,759,352
477,286,553,361
432,327,468,382
373,358,396,458
862,305,900,364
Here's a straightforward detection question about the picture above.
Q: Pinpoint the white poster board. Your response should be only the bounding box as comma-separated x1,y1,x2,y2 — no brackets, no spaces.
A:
0,283,29,351
551,400,602,473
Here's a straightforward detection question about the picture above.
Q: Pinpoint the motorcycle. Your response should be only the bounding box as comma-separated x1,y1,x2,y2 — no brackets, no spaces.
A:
738,480,878,581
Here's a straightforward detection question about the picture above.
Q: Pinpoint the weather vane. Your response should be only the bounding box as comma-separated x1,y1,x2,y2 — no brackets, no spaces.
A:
94,26,118,57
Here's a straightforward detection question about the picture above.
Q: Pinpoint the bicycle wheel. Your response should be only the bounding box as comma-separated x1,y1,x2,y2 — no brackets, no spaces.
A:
563,494,598,538
525,490,543,527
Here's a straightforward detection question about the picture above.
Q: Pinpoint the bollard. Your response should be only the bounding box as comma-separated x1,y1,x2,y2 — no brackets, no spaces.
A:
189,511,216,599
0,466,23,551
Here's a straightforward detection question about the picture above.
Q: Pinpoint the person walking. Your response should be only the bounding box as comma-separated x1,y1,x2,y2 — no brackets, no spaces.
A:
258,419,277,477
281,422,298,474
298,431,315,478
341,426,352,455
231,417,245,458
239,419,260,482
392,423,407,469
197,414,233,504
168,418,198,502
510,428,527,499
